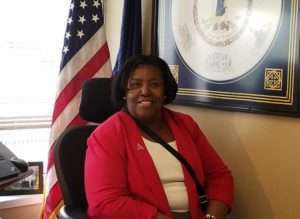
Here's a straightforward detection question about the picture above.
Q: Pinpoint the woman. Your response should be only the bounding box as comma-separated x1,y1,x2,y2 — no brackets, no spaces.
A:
84,55,234,219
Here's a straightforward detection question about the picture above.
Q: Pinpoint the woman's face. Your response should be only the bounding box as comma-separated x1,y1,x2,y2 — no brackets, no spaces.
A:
125,65,166,123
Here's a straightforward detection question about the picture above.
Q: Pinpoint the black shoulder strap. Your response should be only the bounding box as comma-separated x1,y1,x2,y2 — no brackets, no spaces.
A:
131,116,208,210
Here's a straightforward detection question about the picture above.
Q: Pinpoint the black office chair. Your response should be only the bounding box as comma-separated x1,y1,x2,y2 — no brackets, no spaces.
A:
54,78,117,219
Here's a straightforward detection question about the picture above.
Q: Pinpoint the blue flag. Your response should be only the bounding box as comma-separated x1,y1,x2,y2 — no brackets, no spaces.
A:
113,0,142,75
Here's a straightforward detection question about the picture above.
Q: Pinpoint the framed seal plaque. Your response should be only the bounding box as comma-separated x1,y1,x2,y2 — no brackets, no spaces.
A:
154,0,299,116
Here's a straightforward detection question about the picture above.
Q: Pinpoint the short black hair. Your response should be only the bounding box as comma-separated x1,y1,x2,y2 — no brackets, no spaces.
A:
112,54,178,109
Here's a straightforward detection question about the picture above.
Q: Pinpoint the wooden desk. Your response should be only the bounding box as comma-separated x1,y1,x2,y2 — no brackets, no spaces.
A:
0,169,34,190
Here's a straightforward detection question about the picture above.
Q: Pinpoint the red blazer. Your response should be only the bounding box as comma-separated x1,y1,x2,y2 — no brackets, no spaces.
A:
85,109,234,219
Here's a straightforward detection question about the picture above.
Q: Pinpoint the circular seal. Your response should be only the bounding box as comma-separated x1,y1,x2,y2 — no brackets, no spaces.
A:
172,0,282,82
193,0,253,47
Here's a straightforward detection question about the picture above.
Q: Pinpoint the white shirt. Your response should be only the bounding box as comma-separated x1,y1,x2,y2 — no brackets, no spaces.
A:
143,137,189,212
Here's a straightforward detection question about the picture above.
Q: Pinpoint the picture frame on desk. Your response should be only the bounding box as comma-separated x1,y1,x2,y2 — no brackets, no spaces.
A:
153,0,300,116
0,162,43,195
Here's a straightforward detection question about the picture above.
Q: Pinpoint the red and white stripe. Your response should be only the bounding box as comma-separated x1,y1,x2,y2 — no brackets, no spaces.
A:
42,25,112,219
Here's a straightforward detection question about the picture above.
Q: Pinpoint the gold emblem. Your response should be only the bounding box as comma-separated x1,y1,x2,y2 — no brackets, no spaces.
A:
264,68,283,91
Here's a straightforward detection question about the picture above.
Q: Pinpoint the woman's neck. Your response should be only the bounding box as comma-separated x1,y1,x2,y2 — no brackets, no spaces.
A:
142,116,174,142
142,115,164,131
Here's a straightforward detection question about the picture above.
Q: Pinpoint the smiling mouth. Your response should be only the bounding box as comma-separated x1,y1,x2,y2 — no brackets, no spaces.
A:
138,100,153,106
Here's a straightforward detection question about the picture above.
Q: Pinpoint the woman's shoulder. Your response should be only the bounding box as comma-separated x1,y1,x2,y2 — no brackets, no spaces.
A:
87,111,130,154
92,111,129,134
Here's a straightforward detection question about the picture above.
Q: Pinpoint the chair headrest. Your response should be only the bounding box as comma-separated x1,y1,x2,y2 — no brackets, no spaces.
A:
79,78,118,123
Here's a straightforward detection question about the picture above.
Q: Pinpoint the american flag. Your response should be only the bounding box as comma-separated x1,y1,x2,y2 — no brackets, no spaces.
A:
41,0,112,218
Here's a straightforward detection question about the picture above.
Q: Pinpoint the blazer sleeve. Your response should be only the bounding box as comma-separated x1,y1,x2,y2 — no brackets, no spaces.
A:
185,116,234,208
84,125,158,219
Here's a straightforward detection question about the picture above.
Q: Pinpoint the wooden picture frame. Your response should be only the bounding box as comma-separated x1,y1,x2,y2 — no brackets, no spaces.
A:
153,0,300,116
0,162,43,195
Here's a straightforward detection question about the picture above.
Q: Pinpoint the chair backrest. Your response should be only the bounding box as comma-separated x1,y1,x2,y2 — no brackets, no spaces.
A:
54,125,97,210
54,78,117,217
79,77,118,123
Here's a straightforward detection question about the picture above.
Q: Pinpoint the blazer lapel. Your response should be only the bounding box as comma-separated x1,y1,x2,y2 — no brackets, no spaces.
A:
164,110,205,184
120,113,171,212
